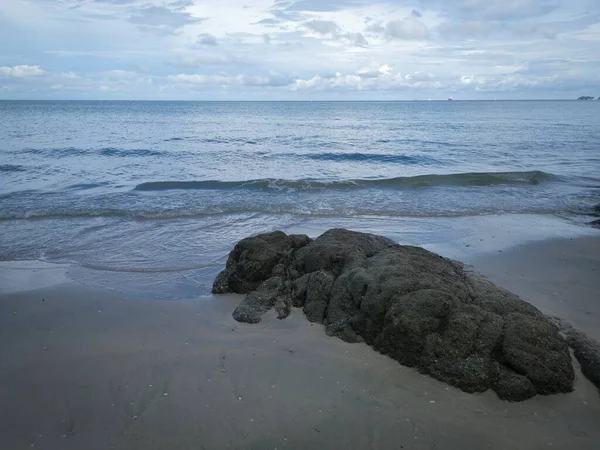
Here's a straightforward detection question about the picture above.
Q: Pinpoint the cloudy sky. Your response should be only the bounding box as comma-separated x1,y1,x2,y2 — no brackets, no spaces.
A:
1,0,599,99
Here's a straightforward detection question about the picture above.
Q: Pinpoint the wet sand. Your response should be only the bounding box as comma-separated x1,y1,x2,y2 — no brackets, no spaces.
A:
468,236,600,341
1,236,600,450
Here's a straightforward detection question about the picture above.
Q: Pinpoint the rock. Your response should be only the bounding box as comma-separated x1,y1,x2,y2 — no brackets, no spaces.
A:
549,317,600,393
293,229,394,276
213,231,311,294
303,270,335,323
502,313,573,395
494,367,536,402
567,330,600,390
232,276,284,323
590,219,600,228
214,229,575,401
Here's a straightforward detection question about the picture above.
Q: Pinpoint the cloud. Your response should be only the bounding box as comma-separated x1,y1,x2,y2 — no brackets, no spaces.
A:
304,20,340,34
422,0,559,21
92,0,138,4
129,5,204,33
0,65,46,78
385,17,429,40
438,20,500,39
291,66,442,91
198,33,218,45
285,0,359,12
2,0,600,99
167,72,293,87
343,32,369,48
272,10,305,22
356,63,393,78
365,21,385,33
167,53,251,68
255,18,281,26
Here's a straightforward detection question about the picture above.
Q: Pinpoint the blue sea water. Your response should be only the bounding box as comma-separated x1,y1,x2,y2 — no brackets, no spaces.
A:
1,100,599,297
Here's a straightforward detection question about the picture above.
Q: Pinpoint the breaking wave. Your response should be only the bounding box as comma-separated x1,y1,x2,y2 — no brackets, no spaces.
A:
134,171,561,192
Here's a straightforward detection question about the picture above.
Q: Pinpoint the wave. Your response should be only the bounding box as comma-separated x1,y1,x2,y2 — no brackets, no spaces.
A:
200,137,265,145
18,147,165,158
99,147,164,157
134,171,561,192
375,138,461,147
291,152,439,165
0,164,26,172
0,206,562,222
66,182,113,191
0,208,242,221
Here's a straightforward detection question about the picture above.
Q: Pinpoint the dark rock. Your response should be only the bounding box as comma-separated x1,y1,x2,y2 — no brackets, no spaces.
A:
550,317,600,392
214,229,575,401
232,276,284,323
494,367,536,401
293,228,394,276
303,270,335,323
590,219,600,228
502,313,573,395
213,231,311,294
567,330,600,390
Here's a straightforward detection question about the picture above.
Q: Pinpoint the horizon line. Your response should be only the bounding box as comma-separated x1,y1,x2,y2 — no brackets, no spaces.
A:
0,98,597,102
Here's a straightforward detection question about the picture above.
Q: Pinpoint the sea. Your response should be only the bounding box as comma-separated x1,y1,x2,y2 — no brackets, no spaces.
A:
1,100,599,298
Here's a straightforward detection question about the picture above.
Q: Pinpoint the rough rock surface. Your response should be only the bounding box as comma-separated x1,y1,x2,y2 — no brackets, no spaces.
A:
213,229,575,401
550,317,600,393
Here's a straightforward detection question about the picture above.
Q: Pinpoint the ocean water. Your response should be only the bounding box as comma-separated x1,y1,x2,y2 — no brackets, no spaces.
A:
1,100,599,297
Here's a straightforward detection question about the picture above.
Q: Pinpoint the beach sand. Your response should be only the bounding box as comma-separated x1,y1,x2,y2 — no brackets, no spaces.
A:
1,237,600,450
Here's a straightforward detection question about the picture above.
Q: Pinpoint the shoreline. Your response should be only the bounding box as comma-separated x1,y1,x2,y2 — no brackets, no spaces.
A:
1,233,600,449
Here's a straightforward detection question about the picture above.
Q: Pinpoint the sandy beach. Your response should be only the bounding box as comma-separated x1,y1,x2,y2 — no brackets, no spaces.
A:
1,235,599,450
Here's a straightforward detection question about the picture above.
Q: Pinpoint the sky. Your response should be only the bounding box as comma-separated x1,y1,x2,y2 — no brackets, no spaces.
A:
1,0,600,100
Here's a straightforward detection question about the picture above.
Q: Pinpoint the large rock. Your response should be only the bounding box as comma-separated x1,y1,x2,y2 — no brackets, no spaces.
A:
212,231,310,294
213,229,575,401
550,317,600,394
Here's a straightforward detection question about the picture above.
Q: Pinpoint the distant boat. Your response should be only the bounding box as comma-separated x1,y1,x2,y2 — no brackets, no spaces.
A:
448,97,453,101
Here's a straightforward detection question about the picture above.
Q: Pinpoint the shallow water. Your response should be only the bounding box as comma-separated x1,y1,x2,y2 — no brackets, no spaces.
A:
1,100,599,297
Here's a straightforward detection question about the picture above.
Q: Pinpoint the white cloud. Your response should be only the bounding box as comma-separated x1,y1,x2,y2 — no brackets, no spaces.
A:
304,20,340,34
431,0,560,21
198,33,218,45
0,0,599,99
342,32,369,48
167,72,292,87
385,18,429,40
292,65,443,91
0,65,46,78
